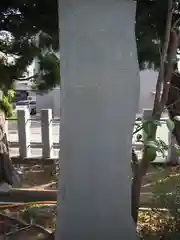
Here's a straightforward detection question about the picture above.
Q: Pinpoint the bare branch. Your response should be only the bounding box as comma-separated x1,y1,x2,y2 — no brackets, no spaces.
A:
160,31,180,108
16,74,39,81
133,126,143,135
172,18,180,30
152,0,174,116
0,212,27,228
6,225,51,237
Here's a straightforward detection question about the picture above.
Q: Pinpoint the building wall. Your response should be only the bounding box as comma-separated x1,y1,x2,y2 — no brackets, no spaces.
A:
36,87,60,117
35,70,158,117
36,92,54,114
15,70,158,117
138,70,158,114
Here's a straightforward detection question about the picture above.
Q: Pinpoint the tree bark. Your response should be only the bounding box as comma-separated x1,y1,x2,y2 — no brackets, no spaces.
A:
167,72,180,150
0,110,14,186
0,110,20,188
131,157,149,224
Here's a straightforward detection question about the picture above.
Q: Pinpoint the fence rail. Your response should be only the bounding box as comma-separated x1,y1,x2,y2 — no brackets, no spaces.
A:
5,108,177,164
7,109,60,163
9,142,60,149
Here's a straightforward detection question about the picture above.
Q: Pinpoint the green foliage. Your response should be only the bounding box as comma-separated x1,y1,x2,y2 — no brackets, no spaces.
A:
0,0,179,79
166,119,175,132
0,1,59,50
141,119,158,161
144,145,157,162
7,89,15,99
133,118,171,162
0,0,178,94
32,52,60,92
0,89,15,117
0,0,60,94
136,0,180,69
142,119,159,138
1,0,179,70
0,1,179,113
138,167,180,239
0,95,13,117
144,140,159,150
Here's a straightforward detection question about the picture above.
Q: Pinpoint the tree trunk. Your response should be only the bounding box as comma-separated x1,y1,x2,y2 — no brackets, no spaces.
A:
57,0,140,239
166,72,180,162
0,110,13,186
167,133,179,165
0,110,19,188
131,158,149,224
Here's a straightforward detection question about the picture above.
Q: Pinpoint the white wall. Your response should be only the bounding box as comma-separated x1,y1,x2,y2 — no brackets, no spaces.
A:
36,88,60,117
36,92,54,114
138,70,158,113
36,70,158,117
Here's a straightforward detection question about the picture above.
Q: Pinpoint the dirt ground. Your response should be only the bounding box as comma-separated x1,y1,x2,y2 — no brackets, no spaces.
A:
16,165,57,190
16,163,180,209
1,164,180,238
19,164,180,191
0,165,57,238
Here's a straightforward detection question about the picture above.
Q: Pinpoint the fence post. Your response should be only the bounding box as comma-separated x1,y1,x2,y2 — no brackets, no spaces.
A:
17,109,31,159
167,132,179,164
41,109,53,159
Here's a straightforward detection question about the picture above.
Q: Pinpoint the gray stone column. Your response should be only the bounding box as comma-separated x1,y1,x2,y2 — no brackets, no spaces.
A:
56,0,140,239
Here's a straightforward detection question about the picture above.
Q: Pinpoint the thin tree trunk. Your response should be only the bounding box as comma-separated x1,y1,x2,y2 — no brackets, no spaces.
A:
0,110,19,187
131,159,149,224
153,0,174,116
131,0,175,224
166,72,180,149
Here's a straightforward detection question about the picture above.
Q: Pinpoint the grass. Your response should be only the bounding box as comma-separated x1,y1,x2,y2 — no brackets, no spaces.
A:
141,166,180,193
7,110,17,120
138,209,180,239
138,165,180,239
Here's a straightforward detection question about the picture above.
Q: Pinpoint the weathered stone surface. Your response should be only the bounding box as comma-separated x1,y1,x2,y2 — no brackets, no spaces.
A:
57,0,140,239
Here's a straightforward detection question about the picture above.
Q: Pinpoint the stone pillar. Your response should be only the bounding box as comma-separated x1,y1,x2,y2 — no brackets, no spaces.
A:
17,109,31,159
57,0,140,239
41,109,53,159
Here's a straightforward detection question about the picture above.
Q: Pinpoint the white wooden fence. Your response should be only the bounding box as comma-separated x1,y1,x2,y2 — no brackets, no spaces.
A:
5,108,178,163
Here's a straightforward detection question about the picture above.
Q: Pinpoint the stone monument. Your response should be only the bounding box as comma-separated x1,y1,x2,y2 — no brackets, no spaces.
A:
56,0,140,239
